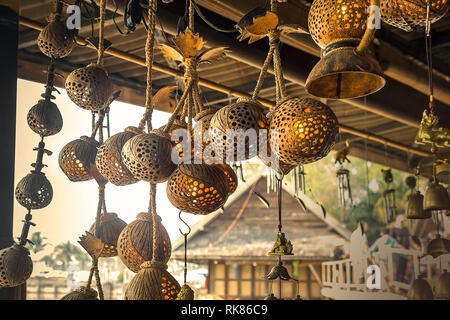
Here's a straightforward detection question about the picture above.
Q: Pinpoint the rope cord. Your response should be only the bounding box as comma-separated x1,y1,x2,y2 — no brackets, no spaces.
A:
97,0,106,65
49,0,63,22
90,110,106,139
425,0,434,108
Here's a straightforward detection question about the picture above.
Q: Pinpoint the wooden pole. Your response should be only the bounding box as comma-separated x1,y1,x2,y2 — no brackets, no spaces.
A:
0,3,25,301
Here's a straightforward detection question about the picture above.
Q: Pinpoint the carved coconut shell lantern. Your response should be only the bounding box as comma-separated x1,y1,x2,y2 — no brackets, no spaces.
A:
27,100,63,137
37,19,74,59
59,136,99,182
0,244,33,288
270,97,338,165
61,287,98,300
96,127,143,186
89,212,127,258
193,108,218,164
306,0,385,99
121,130,176,183
65,63,113,111
117,213,171,273
209,98,269,162
166,164,230,215
125,261,180,300
380,0,449,32
216,164,238,194
15,171,53,210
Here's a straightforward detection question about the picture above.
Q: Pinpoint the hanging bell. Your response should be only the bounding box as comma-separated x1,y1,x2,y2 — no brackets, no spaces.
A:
425,234,450,259
0,244,33,288
117,213,172,273
408,276,434,300
406,191,430,219
59,136,99,182
177,284,195,300
95,126,143,186
306,0,385,99
380,0,450,32
383,189,397,223
270,97,338,165
434,270,450,300
27,99,63,137
336,168,353,208
424,181,450,214
125,261,180,300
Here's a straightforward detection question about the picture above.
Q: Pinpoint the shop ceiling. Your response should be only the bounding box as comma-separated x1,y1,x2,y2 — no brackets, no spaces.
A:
17,0,450,173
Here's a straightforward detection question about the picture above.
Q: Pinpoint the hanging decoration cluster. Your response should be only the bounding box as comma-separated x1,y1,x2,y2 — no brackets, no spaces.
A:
0,0,75,289
58,0,127,300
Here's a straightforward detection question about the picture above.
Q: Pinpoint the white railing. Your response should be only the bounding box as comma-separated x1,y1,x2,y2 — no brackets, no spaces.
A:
321,248,450,300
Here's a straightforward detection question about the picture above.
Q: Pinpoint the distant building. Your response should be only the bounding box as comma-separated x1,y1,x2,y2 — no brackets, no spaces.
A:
173,173,351,300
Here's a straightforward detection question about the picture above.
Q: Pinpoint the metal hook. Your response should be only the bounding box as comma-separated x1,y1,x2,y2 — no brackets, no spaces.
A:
178,211,191,236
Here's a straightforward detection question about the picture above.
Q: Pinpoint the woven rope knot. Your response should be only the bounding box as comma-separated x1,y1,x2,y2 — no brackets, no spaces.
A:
140,260,168,270
269,30,281,47
184,58,199,81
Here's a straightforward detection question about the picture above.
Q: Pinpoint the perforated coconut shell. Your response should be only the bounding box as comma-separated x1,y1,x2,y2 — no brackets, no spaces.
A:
216,164,238,194
15,171,53,210
65,63,113,111
0,244,33,288
61,287,98,300
166,164,229,215
381,0,449,32
121,131,176,183
117,213,171,273
308,0,371,49
96,127,142,186
89,212,127,258
194,108,219,164
125,261,180,300
270,97,338,165
27,100,63,137
59,136,99,182
37,20,74,59
209,98,269,162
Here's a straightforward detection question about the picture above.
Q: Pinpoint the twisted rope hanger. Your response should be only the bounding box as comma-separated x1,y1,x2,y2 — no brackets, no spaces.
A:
251,0,287,105
97,0,107,65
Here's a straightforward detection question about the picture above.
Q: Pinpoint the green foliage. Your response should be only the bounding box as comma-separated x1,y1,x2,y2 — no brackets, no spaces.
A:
26,232,48,254
39,241,90,270
296,153,413,245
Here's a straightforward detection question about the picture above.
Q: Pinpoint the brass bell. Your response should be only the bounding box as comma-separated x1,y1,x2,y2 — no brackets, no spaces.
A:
306,0,385,99
406,191,430,220
435,270,450,300
408,276,434,300
426,235,450,259
424,181,450,214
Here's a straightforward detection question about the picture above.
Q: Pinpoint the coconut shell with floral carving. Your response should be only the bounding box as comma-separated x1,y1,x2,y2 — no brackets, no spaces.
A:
117,213,171,273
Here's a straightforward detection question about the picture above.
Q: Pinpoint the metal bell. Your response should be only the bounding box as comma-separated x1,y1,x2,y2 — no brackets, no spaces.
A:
408,277,434,300
424,181,450,214
435,270,450,300
406,191,430,220
425,235,450,259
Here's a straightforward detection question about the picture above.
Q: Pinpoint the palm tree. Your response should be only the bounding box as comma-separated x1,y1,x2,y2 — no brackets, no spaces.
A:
53,242,90,270
26,232,48,254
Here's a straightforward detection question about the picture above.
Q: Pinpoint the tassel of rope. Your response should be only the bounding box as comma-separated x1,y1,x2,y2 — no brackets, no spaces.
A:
97,0,107,65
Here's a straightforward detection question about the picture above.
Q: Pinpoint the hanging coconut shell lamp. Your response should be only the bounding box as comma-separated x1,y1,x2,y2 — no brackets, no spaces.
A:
435,270,450,300
0,244,33,288
96,126,143,186
37,0,74,59
167,164,230,215
64,0,113,112
61,287,99,300
117,213,172,273
88,212,127,258
193,107,218,164
306,0,385,99
27,62,63,138
125,261,180,300
380,0,449,32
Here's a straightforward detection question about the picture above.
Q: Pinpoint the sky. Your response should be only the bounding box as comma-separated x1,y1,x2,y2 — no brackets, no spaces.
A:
14,79,205,254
